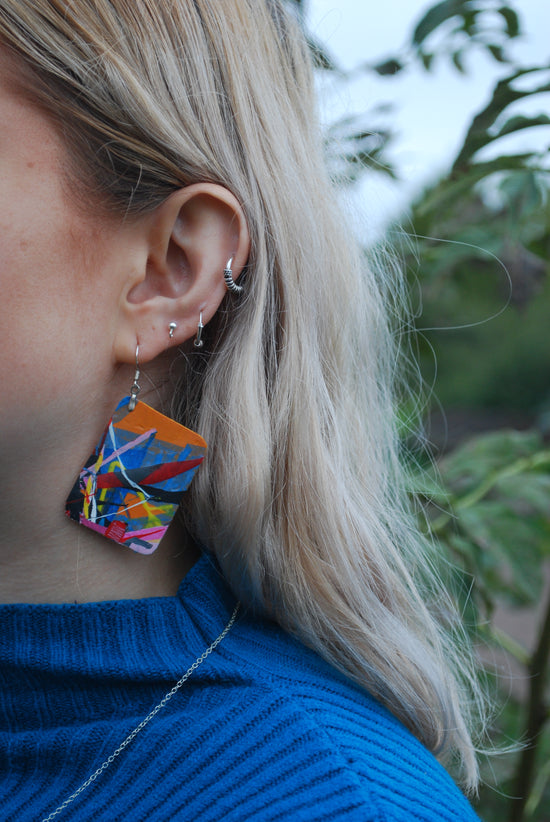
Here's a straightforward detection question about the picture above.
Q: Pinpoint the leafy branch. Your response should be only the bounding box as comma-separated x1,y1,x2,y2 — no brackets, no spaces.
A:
370,1,521,77
414,430,550,820
428,449,550,533
288,1,550,817
510,585,550,822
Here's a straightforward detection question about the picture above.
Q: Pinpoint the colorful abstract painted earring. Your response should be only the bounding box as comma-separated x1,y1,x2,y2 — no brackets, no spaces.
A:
65,346,207,555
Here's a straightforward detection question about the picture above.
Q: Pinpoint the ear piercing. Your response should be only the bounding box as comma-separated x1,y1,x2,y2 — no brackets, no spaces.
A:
169,318,203,349
224,257,243,294
170,255,240,352
194,313,204,349
128,345,141,411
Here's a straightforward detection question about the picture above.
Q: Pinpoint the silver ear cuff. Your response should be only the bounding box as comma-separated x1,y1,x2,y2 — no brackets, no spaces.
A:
224,257,243,294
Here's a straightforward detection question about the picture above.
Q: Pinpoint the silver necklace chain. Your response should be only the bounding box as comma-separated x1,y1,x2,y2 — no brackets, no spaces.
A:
41,602,240,822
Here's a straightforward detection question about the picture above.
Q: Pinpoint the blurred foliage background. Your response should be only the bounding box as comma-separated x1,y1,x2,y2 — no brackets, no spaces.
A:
286,1,550,819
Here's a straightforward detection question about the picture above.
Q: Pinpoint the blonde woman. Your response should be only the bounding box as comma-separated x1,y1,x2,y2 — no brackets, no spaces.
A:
0,1,483,819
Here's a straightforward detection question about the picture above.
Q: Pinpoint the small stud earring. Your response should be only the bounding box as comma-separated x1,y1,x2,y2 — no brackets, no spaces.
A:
224,257,243,294
194,312,204,349
169,322,177,339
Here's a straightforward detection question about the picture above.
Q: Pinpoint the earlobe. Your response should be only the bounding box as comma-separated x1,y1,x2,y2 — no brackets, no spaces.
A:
117,183,250,365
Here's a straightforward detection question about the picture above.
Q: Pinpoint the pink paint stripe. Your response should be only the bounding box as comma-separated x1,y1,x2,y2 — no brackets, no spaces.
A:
123,525,167,541
79,517,108,536
126,540,159,555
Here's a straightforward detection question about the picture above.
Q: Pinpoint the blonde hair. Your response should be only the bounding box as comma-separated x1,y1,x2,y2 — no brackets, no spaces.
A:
0,0,485,789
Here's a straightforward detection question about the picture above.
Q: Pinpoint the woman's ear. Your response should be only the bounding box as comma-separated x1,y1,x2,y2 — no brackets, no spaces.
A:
114,183,250,364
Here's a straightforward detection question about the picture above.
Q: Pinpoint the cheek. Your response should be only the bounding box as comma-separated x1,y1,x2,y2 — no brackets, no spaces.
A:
0,211,117,439
0,95,126,463
0,221,77,360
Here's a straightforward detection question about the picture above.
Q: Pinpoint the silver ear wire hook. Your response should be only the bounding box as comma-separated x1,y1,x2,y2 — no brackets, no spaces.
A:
169,322,177,339
223,257,243,294
194,312,204,349
128,345,141,411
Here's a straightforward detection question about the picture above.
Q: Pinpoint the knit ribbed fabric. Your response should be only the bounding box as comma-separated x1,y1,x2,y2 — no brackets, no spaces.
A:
0,555,480,821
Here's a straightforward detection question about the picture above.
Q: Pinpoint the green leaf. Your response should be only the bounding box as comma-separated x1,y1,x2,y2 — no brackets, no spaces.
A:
372,58,403,76
498,6,521,39
415,156,537,219
453,68,550,171
325,117,397,184
525,757,550,817
497,473,550,521
305,35,339,71
487,44,507,63
447,531,480,566
412,0,467,47
408,470,449,503
495,114,550,139
462,9,478,37
452,49,465,73
499,169,548,213
420,51,435,71
459,502,546,606
438,430,544,495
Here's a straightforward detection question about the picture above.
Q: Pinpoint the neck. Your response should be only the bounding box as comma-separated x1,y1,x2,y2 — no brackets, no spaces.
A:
0,430,199,605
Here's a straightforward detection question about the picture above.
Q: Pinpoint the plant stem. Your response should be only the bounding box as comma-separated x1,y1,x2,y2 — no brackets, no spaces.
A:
456,451,550,513
488,625,530,667
509,578,550,822
429,450,550,534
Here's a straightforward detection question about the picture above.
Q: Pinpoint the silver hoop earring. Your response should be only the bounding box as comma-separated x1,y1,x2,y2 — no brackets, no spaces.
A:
224,257,243,294
169,322,177,339
128,344,141,411
194,313,204,349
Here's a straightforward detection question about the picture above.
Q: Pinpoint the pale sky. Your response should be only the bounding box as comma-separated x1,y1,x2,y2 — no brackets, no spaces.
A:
306,0,550,231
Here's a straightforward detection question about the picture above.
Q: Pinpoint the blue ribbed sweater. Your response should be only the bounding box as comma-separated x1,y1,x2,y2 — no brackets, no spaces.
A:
0,555,480,821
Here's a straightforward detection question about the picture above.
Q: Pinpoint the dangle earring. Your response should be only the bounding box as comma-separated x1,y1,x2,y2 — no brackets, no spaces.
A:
194,312,204,349
65,343,207,555
223,257,243,294
128,344,141,411
168,322,177,339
